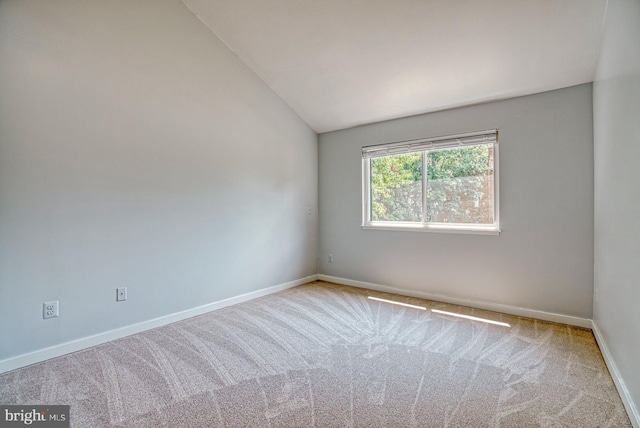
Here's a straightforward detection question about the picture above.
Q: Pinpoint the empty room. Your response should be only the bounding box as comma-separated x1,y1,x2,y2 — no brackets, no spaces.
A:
1,0,638,427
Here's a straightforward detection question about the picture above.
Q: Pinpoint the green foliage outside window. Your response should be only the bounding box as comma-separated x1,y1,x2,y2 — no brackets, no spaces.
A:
370,145,493,224
371,153,422,222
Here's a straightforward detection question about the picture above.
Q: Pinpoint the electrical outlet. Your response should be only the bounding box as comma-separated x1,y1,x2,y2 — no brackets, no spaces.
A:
307,206,312,215
116,287,127,302
328,254,334,263
43,301,59,319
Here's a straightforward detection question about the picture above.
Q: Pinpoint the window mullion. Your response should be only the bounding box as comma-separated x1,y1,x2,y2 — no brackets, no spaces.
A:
422,151,428,225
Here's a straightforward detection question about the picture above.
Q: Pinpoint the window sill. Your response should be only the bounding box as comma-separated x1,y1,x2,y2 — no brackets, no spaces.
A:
361,222,500,236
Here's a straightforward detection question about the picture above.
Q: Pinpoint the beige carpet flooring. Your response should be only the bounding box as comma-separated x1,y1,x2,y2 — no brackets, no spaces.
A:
0,281,632,427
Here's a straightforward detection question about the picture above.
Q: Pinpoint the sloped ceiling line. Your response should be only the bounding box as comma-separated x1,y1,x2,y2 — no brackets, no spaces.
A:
181,0,608,133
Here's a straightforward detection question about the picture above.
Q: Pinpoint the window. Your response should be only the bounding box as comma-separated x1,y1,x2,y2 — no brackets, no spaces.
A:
362,130,499,234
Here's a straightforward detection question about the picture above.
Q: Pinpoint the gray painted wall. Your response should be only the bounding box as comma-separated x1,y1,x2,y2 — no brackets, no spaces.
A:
0,0,317,361
319,85,594,318
593,0,640,419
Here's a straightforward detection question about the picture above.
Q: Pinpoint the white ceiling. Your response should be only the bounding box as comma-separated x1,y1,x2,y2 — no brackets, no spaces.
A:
182,0,608,133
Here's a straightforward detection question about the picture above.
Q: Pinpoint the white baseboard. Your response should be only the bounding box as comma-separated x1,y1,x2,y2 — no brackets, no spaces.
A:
0,274,318,374
318,274,592,329
592,321,640,428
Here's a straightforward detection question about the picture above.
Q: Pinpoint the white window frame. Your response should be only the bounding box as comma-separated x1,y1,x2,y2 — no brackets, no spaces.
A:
362,130,500,235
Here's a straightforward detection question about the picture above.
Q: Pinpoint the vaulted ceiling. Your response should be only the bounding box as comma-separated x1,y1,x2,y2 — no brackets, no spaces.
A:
182,0,608,133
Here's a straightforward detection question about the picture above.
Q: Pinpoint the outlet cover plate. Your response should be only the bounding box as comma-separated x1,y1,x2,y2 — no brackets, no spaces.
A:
117,287,127,302
43,301,59,319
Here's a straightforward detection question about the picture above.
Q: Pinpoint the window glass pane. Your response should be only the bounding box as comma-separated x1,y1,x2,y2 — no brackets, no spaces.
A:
426,144,494,224
370,152,422,222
